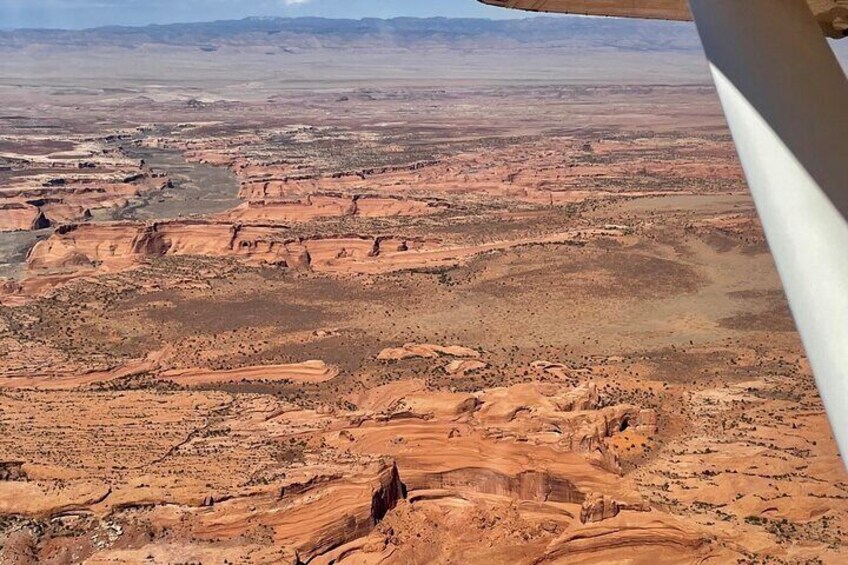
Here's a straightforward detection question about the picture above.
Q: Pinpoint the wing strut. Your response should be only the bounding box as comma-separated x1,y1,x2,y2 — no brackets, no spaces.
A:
689,0,848,468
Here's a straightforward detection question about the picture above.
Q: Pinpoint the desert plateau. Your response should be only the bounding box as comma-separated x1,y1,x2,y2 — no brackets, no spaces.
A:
0,15,846,565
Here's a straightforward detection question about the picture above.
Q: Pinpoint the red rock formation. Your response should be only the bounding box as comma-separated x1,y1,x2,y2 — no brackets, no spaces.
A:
580,492,652,524
377,343,481,361
225,194,444,223
444,359,488,375
540,515,713,564
25,221,437,273
580,492,622,524
159,360,339,385
0,203,50,232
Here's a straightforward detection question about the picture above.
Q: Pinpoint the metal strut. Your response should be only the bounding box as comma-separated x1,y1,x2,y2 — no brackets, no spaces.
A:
688,0,848,468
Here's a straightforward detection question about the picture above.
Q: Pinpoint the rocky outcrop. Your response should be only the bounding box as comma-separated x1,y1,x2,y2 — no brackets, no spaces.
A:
0,203,50,232
474,382,656,451
25,220,433,273
444,359,487,375
421,467,584,504
38,201,91,225
26,223,140,269
539,515,711,564
195,460,406,564
377,343,481,361
0,137,171,235
159,360,339,386
579,492,651,524
581,492,622,523
0,461,26,481
0,357,711,564
21,220,626,293
371,463,406,524
226,194,446,223
238,160,440,200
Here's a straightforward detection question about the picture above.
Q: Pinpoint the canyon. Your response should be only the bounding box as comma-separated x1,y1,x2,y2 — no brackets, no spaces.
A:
0,16,846,565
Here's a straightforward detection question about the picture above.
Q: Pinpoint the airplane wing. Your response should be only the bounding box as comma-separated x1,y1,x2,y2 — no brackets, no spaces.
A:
478,0,848,470
478,0,848,38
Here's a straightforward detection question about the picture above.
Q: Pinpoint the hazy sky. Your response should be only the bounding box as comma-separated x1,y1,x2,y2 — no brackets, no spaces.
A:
0,0,531,29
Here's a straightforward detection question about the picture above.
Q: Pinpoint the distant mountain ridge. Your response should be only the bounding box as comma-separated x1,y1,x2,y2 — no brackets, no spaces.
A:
0,16,702,52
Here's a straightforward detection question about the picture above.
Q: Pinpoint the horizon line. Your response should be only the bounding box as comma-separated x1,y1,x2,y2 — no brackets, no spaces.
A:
0,13,626,34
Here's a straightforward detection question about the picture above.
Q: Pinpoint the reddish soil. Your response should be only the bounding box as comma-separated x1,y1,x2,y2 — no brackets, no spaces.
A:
0,47,844,565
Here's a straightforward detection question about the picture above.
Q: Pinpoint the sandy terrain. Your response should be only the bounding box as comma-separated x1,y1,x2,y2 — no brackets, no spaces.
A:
0,16,846,565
